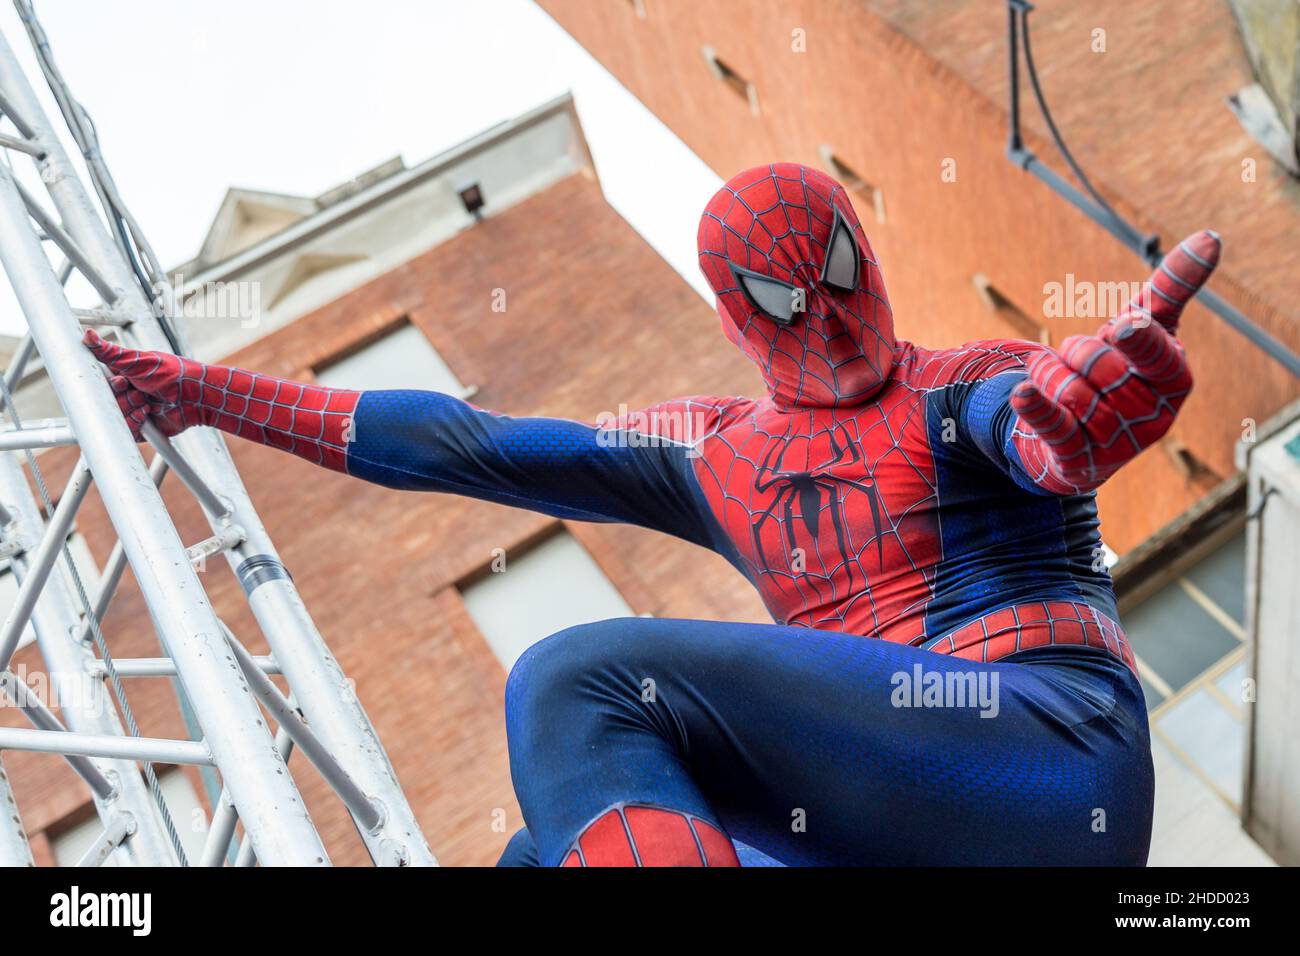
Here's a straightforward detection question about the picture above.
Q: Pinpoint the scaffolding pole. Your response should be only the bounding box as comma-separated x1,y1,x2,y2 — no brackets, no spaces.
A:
0,754,33,866
0,455,178,866
0,126,327,870
0,3,433,865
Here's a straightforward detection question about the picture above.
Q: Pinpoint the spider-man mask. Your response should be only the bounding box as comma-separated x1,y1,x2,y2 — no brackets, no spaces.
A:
697,163,895,409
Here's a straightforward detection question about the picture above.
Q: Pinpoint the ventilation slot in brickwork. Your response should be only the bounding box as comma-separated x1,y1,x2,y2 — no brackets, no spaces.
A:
818,146,886,224
1165,439,1223,492
701,46,759,116
972,274,1050,345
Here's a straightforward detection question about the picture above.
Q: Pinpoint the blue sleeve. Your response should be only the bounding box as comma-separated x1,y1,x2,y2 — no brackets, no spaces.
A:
950,371,1054,497
344,390,717,546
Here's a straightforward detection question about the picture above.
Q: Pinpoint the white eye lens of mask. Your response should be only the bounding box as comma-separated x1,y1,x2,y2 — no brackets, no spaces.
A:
820,208,860,291
730,264,800,326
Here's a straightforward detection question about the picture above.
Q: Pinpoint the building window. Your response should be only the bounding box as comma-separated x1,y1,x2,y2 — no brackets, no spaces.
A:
1124,530,1248,808
1125,529,1246,706
701,46,760,116
818,147,886,224
1114,516,1276,864
972,274,1050,345
50,768,205,866
0,530,100,652
459,529,635,670
313,320,474,397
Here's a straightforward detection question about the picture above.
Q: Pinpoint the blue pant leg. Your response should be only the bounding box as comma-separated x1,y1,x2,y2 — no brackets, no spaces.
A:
505,616,1152,866
496,827,541,867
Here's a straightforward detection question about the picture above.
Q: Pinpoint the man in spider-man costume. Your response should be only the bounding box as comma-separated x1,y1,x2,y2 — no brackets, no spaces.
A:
86,163,1219,866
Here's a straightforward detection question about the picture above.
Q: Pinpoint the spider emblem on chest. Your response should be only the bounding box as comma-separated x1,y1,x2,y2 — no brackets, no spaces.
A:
750,421,885,584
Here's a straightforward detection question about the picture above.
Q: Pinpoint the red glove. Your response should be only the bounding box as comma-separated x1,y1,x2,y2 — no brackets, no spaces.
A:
83,330,359,471
1009,230,1219,495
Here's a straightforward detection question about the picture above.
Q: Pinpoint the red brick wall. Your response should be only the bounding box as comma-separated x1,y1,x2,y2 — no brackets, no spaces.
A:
3,171,768,865
537,0,1300,552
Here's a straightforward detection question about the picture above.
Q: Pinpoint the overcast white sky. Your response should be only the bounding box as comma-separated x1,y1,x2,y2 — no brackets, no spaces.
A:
0,0,720,334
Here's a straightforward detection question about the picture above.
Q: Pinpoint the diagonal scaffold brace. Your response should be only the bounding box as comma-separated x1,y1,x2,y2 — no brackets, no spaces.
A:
0,0,435,865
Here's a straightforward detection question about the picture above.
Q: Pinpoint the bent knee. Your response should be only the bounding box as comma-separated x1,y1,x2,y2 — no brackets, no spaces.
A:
504,617,649,716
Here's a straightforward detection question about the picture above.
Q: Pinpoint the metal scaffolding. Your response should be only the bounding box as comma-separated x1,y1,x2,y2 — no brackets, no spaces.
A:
0,1,435,866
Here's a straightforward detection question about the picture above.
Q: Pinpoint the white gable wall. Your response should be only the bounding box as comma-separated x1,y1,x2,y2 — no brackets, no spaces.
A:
176,98,591,364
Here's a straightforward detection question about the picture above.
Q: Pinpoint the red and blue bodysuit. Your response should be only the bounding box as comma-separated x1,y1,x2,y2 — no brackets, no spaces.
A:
88,163,1220,866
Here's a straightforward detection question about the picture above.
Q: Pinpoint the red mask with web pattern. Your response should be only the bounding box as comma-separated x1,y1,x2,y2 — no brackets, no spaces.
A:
697,163,895,409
